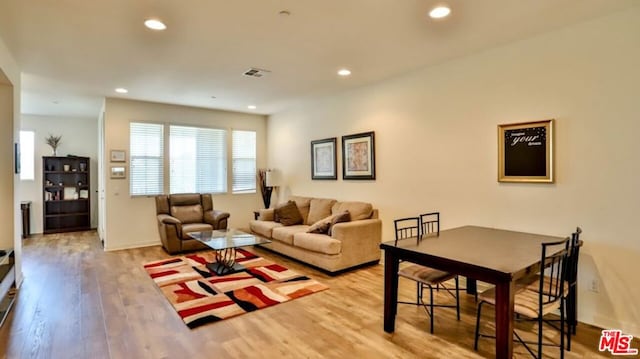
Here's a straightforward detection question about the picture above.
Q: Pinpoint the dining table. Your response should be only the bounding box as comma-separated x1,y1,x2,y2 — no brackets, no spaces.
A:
380,225,565,359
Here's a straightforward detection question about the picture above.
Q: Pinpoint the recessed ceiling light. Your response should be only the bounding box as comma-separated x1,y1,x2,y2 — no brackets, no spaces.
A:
115,88,128,94
210,96,217,99
429,6,451,19
337,69,351,77
144,19,167,30
248,105,257,110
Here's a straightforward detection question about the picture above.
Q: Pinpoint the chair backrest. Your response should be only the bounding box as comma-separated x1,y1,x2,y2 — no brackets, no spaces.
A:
156,193,211,224
566,227,583,286
419,212,440,238
538,237,571,306
394,217,420,246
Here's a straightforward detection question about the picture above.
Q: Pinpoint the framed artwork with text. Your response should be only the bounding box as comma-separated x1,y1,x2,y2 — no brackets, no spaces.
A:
498,119,554,183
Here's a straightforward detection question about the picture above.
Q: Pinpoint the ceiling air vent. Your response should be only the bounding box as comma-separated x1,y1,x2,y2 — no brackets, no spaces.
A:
243,68,271,78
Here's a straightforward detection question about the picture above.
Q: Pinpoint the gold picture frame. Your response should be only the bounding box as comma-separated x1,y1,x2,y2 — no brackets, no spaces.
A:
110,149,126,162
498,119,554,183
110,166,126,179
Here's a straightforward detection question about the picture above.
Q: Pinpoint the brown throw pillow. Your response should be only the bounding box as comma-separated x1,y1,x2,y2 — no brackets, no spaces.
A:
328,210,350,236
307,214,334,234
275,200,303,226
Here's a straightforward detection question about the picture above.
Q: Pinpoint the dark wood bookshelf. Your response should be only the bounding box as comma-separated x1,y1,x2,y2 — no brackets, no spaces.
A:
42,156,91,234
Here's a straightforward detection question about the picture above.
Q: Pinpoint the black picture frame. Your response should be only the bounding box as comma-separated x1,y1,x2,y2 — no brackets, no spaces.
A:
311,137,337,180
342,131,375,180
14,143,20,174
498,119,554,183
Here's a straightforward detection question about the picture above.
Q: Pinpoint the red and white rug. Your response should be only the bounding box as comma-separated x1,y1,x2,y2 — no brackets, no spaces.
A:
143,249,328,328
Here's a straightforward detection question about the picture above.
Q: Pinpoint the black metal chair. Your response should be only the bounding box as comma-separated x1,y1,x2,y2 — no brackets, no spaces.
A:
519,227,582,350
474,237,571,359
394,214,460,333
566,227,583,340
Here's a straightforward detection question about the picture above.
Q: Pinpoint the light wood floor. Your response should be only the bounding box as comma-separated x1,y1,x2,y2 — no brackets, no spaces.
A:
0,231,619,358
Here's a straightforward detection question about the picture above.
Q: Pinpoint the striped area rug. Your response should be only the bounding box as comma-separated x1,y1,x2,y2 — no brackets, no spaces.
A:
143,249,328,328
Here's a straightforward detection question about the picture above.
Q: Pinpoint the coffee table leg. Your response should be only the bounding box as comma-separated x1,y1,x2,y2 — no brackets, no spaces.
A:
208,248,245,275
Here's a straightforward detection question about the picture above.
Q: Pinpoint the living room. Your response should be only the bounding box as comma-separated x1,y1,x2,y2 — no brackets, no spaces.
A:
1,1,639,358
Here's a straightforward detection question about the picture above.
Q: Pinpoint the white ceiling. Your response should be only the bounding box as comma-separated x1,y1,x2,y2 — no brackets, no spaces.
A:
0,0,636,118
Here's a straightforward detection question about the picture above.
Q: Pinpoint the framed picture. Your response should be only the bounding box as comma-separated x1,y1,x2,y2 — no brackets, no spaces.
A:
14,143,20,174
498,119,554,183
110,150,126,162
342,131,375,180
311,137,337,180
110,166,126,179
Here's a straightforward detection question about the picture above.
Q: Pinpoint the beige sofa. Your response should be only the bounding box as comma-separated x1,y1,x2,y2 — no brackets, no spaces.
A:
249,196,382,273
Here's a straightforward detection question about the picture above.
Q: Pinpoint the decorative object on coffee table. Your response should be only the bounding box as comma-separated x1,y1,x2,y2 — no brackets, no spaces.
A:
342,131,375,180
143,249,328,328
45,134,62,156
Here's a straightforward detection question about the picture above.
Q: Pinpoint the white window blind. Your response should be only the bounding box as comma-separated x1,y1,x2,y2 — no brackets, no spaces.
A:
170,125,227,194
130,123,164,196
19,130,35,180
232,130,256,193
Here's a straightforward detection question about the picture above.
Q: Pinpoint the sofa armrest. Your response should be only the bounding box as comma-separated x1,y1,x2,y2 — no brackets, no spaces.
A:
331,219,382,262
159,214,181,225
205,210,230,229
258,208,275,221
157,214,182,254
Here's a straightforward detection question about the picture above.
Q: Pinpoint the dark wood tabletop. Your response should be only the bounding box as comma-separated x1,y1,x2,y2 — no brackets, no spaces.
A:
380,225,565,359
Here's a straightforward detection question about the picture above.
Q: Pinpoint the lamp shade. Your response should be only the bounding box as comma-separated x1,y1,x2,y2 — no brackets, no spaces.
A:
265,169,279,187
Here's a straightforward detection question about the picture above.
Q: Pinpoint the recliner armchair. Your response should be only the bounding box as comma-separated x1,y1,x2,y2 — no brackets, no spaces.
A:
155,193,230,254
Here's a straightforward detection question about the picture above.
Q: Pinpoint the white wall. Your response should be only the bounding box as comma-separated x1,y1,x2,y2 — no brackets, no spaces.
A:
268,8,640,335
19,115,99,233
103,98,267,251
0,34,22,284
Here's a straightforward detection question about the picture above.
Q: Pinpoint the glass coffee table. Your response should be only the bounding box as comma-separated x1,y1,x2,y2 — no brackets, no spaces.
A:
187,229,271,275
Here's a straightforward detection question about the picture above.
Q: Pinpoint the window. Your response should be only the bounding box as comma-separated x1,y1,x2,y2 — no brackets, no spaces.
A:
170,125,227,194
19,131,35,180
130,123,164,196
232,130,256,193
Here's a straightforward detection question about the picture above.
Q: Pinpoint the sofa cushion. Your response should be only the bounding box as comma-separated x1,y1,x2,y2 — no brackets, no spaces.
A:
181,223,213,239
308,198,337,225
250,220,283,238
275,201,304,226
328,210,351,236
289,196,312,223
272,225,310,245
171,204,204,224
293,233,342,255
332,201,373,221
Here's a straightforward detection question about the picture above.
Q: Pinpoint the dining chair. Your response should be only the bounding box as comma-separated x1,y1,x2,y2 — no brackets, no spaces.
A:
520,227,582,350
394,214,460,334
474,237,571,359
